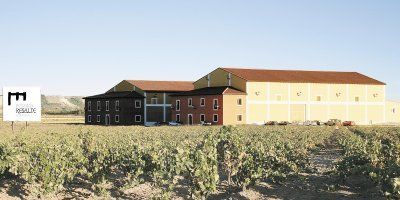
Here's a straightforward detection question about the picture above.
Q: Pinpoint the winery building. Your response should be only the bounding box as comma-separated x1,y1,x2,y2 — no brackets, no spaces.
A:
84,67,400,126
182,67,398,125
84,80,193,125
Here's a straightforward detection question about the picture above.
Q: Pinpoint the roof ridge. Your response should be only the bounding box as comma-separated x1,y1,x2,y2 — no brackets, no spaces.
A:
221,87,229,95
125,79,193,82
221,67,358,73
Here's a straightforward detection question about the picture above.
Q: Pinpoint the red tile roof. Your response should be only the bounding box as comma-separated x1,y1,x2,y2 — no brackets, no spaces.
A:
84,91,144,99
170,87,245,96
221,67,385,85
126,80,194,92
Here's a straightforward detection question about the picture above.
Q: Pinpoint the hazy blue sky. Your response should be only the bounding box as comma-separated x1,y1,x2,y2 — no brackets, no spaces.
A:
0,0,399,99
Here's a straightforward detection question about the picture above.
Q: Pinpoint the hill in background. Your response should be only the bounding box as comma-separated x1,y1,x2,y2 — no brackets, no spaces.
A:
0,95,84,115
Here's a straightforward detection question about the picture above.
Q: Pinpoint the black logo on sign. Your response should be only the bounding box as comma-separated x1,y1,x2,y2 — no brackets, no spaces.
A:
8,92,27,106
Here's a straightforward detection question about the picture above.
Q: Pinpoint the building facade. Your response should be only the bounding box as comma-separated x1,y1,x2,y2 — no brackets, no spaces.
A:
170,87,246,125
84,91,145,125
106,80,193,124
83,67,399,126
193,67,398,125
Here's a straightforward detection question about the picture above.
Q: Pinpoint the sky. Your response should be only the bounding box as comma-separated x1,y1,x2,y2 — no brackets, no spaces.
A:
0,0,399,100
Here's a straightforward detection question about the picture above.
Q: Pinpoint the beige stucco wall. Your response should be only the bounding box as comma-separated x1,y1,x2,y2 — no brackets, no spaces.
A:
368,105,385,124
310,105,329,122
386,101,400,124
244,82,386,125
269,82,289,101
329,84,347,102
330,105,347,121
291,104,306,122
270,104,289,122
222,94,247,125
247,104,268,124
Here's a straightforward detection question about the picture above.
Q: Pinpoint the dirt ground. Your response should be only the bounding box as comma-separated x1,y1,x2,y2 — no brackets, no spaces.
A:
0,138,384,200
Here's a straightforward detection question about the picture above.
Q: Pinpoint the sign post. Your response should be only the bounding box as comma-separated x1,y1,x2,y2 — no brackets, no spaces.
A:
2,87,41,132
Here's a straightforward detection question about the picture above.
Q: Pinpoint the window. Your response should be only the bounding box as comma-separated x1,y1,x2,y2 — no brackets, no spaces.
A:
213,99,219,110
135,115,142,122
115,115,120,123
88,115,92,122
135,100,141,108
316,96,322,101
105,101,109,111
188,98,193,107
200,114,205,122
97,101,101,111
276,95,282,101
355,96,360,102
151,98,158,104
97,115,100,122
88,101,91,111
393,108,396,114
213,114,218,122
115,100,120,111
200,98,205,107
237,115,243,122
176,114,181,122
176,100,181,111
237,98,242,106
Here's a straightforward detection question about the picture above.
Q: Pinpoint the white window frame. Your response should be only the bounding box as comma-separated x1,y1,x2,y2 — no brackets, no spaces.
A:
151,98,158,104
135,100,141,108
88,115,92,122
115,115,119,123
97,101,101,111
188,98,193,107
88,101,91,111
213,99,218,110
213,114,218,122
237,98,243,106
105,101,109,111
176,114,180,122
200,114,206,122
97,115,100,122
135,115,142,122
176,100,181,111
200,98,205,107
237,114,243,122
115,100,120,111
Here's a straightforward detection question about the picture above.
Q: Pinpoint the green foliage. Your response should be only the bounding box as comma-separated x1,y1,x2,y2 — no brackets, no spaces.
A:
9,135,86,194
336,127,400,199
185,131,219,199
0,143,12,177
0,124,347,199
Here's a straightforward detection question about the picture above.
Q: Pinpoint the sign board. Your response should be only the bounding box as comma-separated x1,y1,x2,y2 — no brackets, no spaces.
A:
2,87,41,122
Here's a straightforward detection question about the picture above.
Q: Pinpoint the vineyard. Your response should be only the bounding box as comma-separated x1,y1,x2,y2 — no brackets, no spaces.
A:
0,123,399,199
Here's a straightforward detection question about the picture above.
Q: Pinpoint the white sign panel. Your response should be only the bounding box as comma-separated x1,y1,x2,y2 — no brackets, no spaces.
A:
2,87,41,122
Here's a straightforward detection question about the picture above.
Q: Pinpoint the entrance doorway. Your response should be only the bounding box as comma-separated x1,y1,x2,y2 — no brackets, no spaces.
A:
188,114,193,125
105,114,110,125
